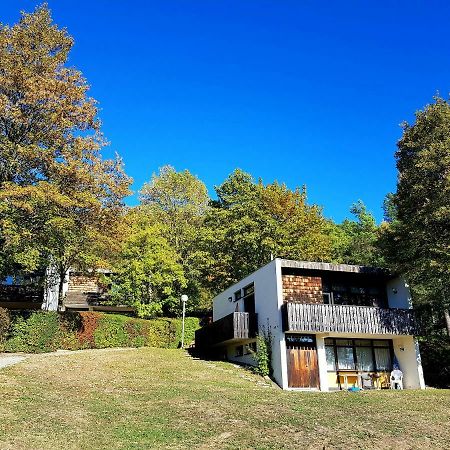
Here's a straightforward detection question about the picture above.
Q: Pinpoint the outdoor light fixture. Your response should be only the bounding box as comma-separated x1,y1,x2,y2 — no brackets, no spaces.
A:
392,288,398,294
228,296,233,302
181,294,188,349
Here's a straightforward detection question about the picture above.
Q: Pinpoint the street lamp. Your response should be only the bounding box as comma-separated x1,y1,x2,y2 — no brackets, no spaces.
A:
181,294,188,348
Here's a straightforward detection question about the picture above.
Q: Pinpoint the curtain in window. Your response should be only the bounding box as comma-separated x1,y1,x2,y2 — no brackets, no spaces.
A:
325,347,336,370
337,347,354,369
356,347,374,371
374,347,391,371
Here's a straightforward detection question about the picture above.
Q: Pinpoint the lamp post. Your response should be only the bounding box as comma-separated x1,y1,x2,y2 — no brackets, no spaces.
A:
181,294,188,348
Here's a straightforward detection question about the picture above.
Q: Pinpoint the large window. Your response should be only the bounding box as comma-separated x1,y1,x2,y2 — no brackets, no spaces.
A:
322,278,387,307
325,338,392,372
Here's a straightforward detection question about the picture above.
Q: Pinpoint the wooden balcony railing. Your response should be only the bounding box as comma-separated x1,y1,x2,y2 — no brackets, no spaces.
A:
283,303,418,335
195,312,258,350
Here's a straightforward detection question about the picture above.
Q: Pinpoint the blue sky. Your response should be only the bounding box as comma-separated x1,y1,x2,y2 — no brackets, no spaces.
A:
3,1,450,222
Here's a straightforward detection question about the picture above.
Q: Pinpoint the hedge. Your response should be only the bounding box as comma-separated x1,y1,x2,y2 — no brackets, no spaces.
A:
0,308,200,353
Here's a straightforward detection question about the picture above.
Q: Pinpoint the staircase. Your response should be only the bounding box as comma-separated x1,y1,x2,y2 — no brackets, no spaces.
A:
64,274,103,310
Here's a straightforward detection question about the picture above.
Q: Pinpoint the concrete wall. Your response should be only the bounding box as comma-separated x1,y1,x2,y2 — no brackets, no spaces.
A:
212,259,287,388
392,335,425,389
386,277,412,309
316,334,329,391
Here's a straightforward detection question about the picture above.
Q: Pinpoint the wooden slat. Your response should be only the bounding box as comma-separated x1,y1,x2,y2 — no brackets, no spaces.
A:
284,303,417,336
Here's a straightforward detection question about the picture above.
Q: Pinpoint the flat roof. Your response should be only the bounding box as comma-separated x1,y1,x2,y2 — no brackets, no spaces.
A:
279,259,390,276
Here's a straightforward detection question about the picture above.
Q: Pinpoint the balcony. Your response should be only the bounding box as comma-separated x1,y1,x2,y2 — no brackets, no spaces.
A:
195,312,258,350
283,302,418,335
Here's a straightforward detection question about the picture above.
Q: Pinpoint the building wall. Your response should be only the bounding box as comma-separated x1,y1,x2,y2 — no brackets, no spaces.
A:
212,259,286,387
212,261,424,391
392,335,425,389
282,275,323,304
386,277,413,309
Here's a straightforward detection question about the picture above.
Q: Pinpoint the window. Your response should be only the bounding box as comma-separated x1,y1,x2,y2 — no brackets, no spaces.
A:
325,338,393,372
325,346,336,370
244,342,257,355
322,277,388,307
234,290,242,301
337,347,355,369
243,283,254,297
235,345,244,357
374,348,391,371
356,347,374,371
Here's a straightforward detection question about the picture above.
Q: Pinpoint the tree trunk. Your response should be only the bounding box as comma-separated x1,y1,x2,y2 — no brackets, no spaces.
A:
58,266,67,310
444,309,450,338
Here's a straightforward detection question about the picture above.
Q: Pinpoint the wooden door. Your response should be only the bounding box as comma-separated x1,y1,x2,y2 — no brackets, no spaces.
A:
286,335,320,389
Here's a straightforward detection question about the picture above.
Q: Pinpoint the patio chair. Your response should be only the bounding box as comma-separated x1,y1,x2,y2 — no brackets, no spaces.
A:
361,373,373,390
390,369,403,390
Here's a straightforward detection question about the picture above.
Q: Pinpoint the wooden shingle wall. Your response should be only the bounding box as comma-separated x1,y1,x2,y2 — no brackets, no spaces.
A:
282,275,323,304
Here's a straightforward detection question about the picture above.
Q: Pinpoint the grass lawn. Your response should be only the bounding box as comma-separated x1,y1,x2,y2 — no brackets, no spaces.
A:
0,348,449,449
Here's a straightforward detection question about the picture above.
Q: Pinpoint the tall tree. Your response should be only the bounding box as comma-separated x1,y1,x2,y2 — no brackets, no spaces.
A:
0,5,131,304
379,97,450,336
202,169,333,292
107,210,186,318
332,201,383,266
139,166,210,310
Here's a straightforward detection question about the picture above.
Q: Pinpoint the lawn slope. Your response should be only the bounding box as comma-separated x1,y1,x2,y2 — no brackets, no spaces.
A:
0,348,449,449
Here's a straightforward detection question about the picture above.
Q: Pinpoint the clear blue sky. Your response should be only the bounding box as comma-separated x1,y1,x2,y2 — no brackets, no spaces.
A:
3,1,450,222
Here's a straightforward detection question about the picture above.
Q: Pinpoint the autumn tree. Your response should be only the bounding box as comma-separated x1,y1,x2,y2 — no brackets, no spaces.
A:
139,166,211,311
201,169,333,292
0,5,131,304
331,201,383,266
379,97,450,338
106,210,186,318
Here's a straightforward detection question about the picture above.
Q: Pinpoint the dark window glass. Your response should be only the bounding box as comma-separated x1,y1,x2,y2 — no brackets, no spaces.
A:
243,284,254,297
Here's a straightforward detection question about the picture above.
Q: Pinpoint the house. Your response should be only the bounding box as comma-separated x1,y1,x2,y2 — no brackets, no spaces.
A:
195,259,425,391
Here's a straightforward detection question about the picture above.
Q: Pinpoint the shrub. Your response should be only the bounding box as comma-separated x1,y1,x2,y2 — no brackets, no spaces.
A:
253,328,273,377
93,314,130,348
2,311,200,354
5,312,62,353
77,312,102,347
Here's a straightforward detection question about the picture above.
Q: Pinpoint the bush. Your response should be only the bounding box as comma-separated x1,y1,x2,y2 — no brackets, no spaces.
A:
253,328,273,377
2,311,200,354
5,312,62,353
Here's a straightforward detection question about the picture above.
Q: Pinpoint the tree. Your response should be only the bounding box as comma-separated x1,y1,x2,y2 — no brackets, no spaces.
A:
0,5,131,304
106,210,186,318
379,97,450,337
201,169,333,292
139,166,211,311
332,200,383,266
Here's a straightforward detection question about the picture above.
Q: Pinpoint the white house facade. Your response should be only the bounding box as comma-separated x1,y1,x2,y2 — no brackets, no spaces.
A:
195,259,425,391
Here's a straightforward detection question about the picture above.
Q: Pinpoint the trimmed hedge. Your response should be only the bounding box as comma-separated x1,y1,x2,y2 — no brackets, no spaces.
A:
1,310,200,354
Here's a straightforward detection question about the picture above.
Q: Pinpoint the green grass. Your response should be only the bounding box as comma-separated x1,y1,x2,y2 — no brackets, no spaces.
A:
0,348,449,449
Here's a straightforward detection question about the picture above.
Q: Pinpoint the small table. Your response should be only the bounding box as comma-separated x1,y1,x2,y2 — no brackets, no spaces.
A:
337,370,362,390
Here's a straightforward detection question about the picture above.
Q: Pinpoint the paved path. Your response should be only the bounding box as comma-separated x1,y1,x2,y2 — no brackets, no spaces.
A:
0,354,26,369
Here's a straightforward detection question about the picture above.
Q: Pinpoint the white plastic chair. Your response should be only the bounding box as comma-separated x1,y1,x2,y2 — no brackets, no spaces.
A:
390,369,403,390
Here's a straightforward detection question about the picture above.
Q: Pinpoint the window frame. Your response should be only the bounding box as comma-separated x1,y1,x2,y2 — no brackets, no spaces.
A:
324,338,393,372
